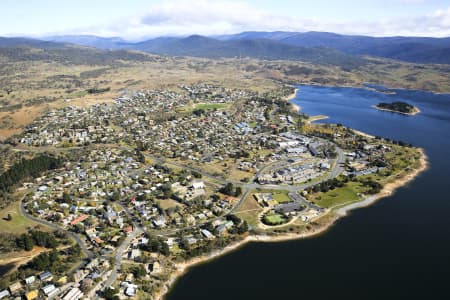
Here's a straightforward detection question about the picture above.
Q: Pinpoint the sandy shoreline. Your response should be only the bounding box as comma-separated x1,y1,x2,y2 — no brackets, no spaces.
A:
352,129,376,139
372,105,421,116
337,148,428,216
307,115,329,123
285,88,300,112
156,147,429,300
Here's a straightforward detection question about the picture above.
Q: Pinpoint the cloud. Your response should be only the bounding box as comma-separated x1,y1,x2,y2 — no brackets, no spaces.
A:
61,0,450,39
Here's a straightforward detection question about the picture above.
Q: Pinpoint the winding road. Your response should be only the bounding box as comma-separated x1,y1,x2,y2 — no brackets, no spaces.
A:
20,199,94,260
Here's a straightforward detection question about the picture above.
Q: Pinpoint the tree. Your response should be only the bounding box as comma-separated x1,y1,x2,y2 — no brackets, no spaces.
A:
220,183,234,196
131,265,147,279
111,191,120,201
161,242,170,256
237,221,249,234
226,214,241,225
161,183,173,199
17,234,34,251
103,287,119,300
180,238,191,251
62,192,71,202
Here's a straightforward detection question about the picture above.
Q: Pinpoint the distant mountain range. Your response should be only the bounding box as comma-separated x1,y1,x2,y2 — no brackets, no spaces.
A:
42,32,450,65
216,31,450,64
0,37,154,65
1,31,449,65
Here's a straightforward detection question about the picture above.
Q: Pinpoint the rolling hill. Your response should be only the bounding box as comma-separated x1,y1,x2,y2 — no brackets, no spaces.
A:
128,35,367,68
217,31,450,64
40,31,450,64
0,37,154,65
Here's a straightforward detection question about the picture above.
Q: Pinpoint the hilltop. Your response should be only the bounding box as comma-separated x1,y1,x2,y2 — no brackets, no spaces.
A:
42,31,450,65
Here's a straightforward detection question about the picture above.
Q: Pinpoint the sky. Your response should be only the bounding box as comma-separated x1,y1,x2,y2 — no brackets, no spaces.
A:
1,0,449,40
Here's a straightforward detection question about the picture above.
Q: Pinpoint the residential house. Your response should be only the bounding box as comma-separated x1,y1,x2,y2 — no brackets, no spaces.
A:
24,275,36,285
0,290,10,299
25,290,38,300
62,287,83,300
8,282,22,294
39,271,53,282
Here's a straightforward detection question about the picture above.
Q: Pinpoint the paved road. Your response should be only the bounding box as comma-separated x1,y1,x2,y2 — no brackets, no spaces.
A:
103,203,144,289
20,200,94,260
103,227,142,288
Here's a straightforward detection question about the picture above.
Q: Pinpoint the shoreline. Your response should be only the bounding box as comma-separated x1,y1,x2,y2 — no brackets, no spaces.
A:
285,88,300,112
352,129,376,139
156,217,336,300
337,147,428,216
295,81,450,96
372,105,421,116
306,115,329,123
156,147,429,300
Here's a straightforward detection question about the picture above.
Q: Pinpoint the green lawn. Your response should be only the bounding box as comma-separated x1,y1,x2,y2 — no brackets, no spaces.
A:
0,201,39,233
263,213,287,225
312,182,362,208
272,191,291,203
195,103,228,110
249,121,258,128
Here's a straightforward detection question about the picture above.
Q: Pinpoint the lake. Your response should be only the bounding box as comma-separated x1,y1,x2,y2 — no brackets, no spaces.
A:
165,84,450,300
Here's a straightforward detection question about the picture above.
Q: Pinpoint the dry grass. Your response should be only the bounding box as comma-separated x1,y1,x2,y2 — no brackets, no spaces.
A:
234,191,264,228
157,199,184,210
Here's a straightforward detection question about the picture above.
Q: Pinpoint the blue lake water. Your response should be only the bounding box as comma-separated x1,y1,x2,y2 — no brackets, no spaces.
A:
166,85,450,300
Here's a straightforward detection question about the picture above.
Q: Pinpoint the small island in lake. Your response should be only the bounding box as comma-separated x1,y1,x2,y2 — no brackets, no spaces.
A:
374,101,420,115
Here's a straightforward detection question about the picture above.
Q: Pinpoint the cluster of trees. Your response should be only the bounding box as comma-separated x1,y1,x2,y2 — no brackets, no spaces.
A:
0,155,62,193
103,287,119,300
309,178,347,193
360,178,383,194
219,183,242,197
192,108,205,116
86,87,111,94
178,215,248,258
228,216,249,235
0,232,18,253
22,243,81,274
385,138,413,147
230,150,250,159
181,235,237,259
135,148,146,163
25,249,60,272
376,101,416,114
141,235,170,256
129,264,147,279
16,230,60,251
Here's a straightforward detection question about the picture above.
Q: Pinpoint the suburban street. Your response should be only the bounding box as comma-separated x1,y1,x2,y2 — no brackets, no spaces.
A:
103,201,144,290
20,198,94,260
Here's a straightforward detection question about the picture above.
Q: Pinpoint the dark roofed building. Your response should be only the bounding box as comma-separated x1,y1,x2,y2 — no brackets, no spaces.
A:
274,202,304,214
